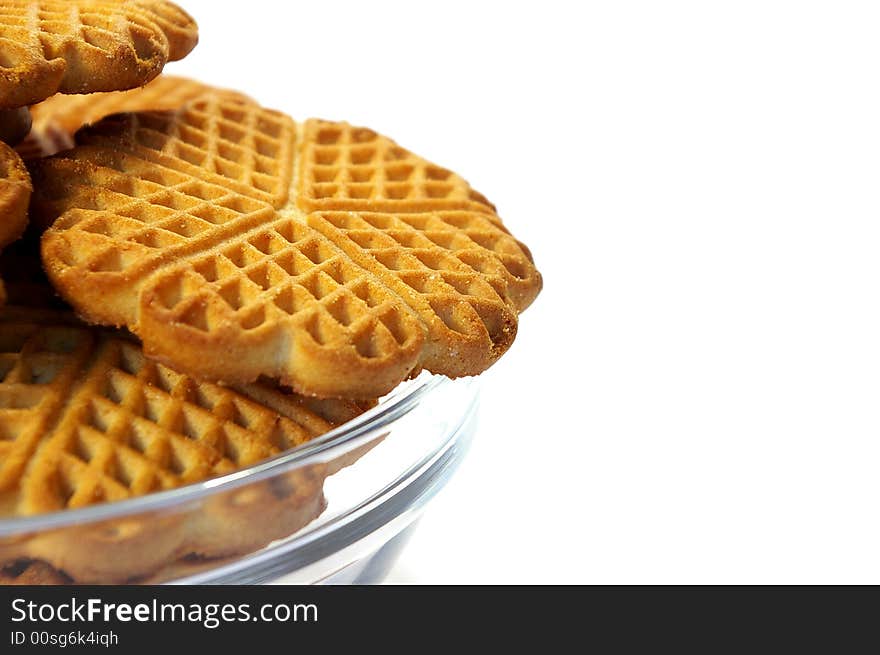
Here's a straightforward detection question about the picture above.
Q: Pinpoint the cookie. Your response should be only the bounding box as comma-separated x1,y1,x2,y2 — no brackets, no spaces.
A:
0,141,32,305
18,75,245,158
34,93,542,398
0,304,369,582
0,0,198,110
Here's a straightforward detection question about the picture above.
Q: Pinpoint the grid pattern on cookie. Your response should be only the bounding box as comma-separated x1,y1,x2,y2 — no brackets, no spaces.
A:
312,210,541,313
35,91,293,275
128,0,197,54
36,153,276,279
0,322,90,492
147,216,421,361
0,313,361,516
0,1,163,61
309,211,518,350
297,120,495,213
0,1,198,109
26,76,246,158
37,96,540,394
74,96,293,207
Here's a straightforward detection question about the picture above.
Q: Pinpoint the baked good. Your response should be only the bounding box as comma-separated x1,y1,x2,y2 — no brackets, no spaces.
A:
0,142,30,249
0,142,32,305
18,74,245,158
0,305,369,582
33,93,542,398
0,107,31,146
0,0,198,110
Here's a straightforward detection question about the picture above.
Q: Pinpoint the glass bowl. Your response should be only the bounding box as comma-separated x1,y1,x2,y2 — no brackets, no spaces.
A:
0,373,479,584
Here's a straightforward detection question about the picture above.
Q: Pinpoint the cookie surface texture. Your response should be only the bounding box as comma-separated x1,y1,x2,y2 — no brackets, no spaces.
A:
0,141,31,306
34,94,542,397
0,305,365,514
19,75,239,158
0,305,369,581
0,142,29,249
0,0,198,110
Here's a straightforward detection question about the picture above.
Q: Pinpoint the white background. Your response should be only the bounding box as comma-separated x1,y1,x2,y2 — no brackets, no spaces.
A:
175,1,880,583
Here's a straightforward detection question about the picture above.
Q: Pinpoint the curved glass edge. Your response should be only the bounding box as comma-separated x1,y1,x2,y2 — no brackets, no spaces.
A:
0,373,450,536
173,386,480,584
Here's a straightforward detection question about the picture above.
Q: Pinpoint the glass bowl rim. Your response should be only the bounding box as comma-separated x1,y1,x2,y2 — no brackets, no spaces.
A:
0,374,448,536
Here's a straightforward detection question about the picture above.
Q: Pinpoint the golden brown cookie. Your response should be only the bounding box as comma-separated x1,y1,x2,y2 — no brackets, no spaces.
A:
18,75,244,158
0,305,369,582
0,142,32,305
0,142,30,249
0,0,198,110
33,94,542,398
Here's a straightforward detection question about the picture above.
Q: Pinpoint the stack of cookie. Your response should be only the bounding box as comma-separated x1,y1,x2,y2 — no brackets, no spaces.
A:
0,0,542,581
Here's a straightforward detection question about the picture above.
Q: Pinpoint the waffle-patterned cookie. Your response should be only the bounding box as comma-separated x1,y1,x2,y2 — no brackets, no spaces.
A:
0,142,32,305
0,0,198,110
0,107,31,146
0,142,29,249
0,305,369,582
18,75,244,159
34,94,542,398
